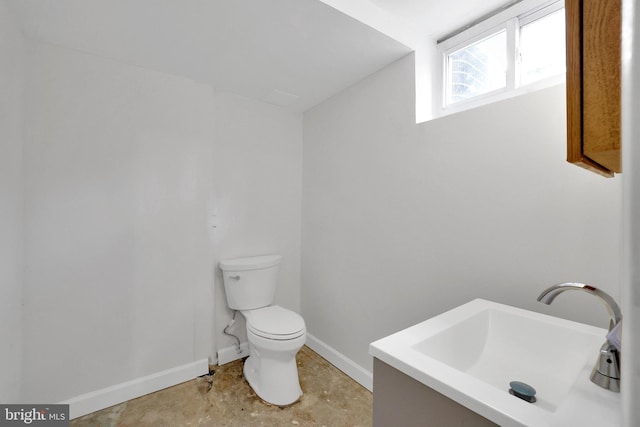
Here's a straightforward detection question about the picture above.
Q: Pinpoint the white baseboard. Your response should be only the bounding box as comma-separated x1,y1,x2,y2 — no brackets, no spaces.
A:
216,342,250,365
62,358,209,420
305,334,373,391
215,335,372,391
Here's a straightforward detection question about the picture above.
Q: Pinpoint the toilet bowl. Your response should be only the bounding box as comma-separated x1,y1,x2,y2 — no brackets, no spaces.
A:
219,255,307,406
242,305,306,405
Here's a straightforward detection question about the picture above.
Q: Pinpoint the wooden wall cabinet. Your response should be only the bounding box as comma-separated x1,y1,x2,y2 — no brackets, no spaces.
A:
566,0,621,177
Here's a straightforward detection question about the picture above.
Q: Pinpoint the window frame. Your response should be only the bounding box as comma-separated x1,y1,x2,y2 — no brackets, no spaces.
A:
436,0,565,116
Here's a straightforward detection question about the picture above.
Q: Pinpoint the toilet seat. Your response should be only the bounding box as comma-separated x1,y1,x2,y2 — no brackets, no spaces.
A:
243,305,306,340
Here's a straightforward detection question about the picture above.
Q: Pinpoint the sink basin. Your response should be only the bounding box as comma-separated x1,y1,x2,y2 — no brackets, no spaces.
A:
369,299,621,426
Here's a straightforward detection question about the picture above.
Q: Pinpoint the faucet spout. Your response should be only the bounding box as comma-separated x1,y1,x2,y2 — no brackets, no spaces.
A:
537,282,622,331
537,282,622,392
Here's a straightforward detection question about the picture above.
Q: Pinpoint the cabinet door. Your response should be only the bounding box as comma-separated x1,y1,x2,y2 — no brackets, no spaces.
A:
566,0,621,177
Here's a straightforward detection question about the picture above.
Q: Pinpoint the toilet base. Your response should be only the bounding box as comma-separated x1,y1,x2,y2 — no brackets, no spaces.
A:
243,355,302,406
242,334,305,406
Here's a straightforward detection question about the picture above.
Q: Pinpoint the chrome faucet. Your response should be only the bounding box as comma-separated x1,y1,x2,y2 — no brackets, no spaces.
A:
537,282,622,392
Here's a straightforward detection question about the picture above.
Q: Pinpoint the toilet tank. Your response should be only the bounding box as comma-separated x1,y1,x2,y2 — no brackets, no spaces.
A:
219,254,282,310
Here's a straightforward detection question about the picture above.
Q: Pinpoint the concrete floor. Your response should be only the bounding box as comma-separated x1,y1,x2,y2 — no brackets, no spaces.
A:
71,346,373,426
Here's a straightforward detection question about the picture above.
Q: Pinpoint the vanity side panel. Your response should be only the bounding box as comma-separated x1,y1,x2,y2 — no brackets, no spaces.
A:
372,358,498,427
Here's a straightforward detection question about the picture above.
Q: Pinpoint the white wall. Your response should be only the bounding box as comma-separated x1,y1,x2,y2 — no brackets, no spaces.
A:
302,54,621,372
18,38,303,406
22,41,215,403
212,92,303,354
621,1,640,425
0,0,24,403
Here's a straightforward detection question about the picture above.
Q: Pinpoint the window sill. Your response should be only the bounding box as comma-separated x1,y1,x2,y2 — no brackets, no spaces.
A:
429,73,565,122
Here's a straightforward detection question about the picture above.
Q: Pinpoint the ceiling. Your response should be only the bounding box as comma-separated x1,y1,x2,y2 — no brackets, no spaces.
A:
365,0,514,40
319,0,511,47
6,0,509,111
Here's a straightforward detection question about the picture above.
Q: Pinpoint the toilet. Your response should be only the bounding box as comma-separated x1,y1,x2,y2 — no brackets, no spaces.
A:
219,254,306,406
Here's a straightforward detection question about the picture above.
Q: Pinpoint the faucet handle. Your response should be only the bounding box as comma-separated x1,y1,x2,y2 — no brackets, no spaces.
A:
606,320,622,350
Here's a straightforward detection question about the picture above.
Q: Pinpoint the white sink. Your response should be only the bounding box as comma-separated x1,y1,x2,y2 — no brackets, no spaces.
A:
370,299,621,427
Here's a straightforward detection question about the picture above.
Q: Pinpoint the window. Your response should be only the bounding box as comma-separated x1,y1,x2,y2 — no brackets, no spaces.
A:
438,0,565,113
446,30,507,104
519,8,566,85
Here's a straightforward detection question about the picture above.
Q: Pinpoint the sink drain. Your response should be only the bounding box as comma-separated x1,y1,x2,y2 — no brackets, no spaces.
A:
509,381,536,403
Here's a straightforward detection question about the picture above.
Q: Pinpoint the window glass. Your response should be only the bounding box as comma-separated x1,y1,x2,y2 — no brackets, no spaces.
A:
439,1,566,113
446,30,507,104
519,9,566,85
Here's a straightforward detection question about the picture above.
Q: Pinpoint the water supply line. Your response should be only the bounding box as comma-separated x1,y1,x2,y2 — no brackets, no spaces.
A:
223,310,242,354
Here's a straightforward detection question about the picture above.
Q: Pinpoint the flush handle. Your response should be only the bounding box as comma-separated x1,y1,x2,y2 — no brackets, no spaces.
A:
228,275,241,281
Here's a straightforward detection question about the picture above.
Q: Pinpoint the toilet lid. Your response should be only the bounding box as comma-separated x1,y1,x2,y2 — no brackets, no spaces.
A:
245,306,306,340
